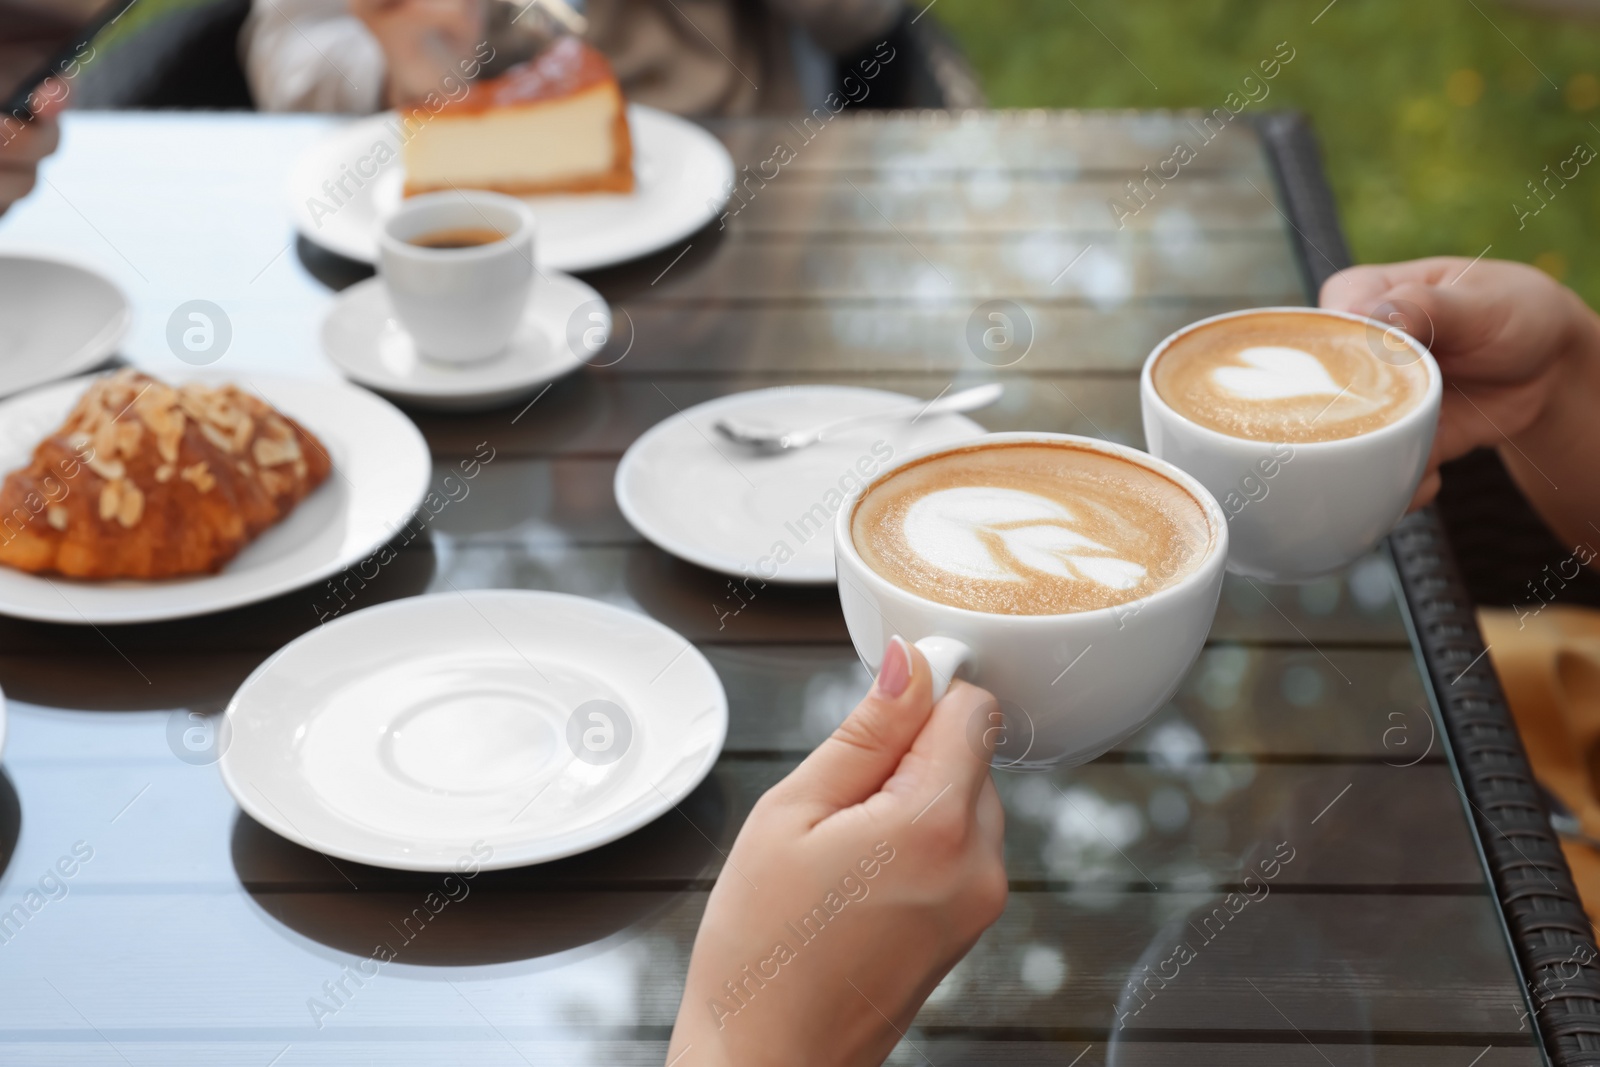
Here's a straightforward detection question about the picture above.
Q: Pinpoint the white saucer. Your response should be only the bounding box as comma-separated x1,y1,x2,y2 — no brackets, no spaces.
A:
289,105,735,271
0,256,129,400
0,373,430,624
219,590,727,871
322,273,604,412
615,386,988,585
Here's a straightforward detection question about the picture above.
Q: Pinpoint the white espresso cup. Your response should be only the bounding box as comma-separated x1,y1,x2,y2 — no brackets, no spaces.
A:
378,190,536,363
834,432,1229,768
1140,306,1442,583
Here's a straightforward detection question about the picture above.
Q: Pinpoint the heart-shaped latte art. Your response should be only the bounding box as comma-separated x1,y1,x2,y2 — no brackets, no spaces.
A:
1211,345,1343,401
901,486,1147,590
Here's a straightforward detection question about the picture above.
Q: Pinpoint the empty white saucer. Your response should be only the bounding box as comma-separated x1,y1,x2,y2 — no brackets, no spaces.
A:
0,255,129,399
615,386,988,584
322,272,605,411
219,590,727,871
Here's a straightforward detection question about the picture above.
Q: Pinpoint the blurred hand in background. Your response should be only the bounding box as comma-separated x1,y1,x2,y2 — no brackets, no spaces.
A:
349,0,486,107
0,80,64,218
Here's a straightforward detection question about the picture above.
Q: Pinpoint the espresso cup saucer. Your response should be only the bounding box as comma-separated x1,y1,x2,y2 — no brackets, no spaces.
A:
219,590,728,872
615,386,988,585
321,273,605,412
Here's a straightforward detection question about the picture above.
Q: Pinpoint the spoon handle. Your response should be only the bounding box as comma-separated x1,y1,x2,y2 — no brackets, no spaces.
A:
806,383,1002,444
918,382,1005,418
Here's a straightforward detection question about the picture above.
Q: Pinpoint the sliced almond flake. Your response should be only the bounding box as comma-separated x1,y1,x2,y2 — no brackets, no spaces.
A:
133,382,179,420
253,435,302,467
86,454,126,481
92,421,117,463
199,421,236,453
260,468,290,496
98,481,121,522
181,461,215,493
116,482,144,527
147,403,185,463
156,427,182,465
46,505,67,531
115,420,143,458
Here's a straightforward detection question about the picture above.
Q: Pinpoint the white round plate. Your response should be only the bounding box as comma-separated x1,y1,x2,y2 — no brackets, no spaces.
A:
0,373,430,624
220,590,727,871
289,105,735,271
323,272,604,411
616,386,987,585
0,256,129,400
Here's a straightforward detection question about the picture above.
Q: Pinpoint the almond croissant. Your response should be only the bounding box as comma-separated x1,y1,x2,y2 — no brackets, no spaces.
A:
0,370,331,579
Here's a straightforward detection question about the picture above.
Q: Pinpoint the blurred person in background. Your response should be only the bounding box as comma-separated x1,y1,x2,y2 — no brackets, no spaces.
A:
240,0,902,116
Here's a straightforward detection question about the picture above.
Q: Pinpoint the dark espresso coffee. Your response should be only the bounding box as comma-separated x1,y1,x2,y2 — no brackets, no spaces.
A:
408,227,507,249
851,442,1214,615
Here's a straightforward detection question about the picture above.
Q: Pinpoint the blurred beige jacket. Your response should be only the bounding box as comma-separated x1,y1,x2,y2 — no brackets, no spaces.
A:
240,0,901,116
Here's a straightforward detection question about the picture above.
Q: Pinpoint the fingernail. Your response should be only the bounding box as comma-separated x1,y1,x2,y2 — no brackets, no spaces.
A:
875,636,912,698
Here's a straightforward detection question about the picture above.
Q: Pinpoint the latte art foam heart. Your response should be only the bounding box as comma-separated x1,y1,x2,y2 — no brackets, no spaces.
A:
902,487,1148,588
1152,311,1429,443
1211,346,1343,400
851,443,1213,615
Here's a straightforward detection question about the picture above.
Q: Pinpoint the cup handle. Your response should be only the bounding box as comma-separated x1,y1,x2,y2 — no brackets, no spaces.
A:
914,636,973,703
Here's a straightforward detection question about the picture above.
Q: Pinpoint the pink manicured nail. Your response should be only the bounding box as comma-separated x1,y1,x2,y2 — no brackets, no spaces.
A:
875,636,912,698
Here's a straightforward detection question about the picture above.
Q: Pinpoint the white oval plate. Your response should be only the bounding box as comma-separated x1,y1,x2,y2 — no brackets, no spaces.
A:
322,272,603,412
0,256,129,400
615,386,987,585
220,590,727,871
289,105,735,271
0,373,430,624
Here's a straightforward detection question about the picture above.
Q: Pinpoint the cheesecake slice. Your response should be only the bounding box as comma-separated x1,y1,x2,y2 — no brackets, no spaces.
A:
403,37,634,197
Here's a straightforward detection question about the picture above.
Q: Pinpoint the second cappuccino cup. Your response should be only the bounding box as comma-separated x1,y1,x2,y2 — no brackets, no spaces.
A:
1141,306,1442,583
834,432,1228,768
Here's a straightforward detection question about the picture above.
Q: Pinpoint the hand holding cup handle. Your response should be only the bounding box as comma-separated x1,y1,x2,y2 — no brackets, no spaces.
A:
666,639,1008,1066
915,635,971,703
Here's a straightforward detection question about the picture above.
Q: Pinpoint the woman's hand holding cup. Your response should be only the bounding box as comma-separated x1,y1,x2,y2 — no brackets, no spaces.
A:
666,638,1008,1067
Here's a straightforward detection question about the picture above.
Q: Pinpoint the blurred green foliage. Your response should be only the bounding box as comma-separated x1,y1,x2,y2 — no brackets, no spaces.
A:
935,0,1600,305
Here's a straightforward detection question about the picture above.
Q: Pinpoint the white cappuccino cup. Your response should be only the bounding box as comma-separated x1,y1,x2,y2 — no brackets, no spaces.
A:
378,190,536,364
1140,306,1442,583
834,432,1228,768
